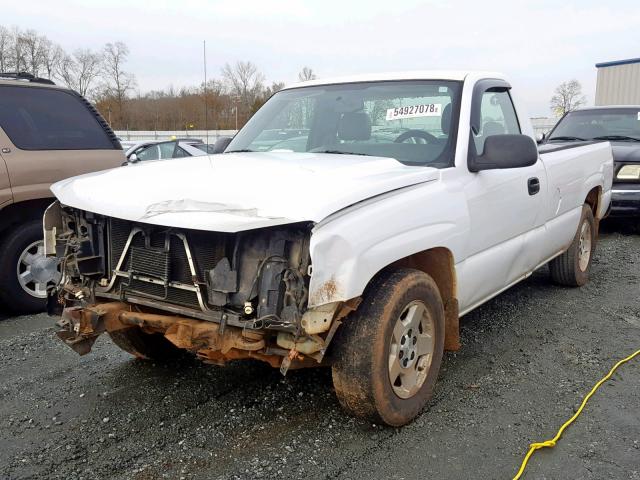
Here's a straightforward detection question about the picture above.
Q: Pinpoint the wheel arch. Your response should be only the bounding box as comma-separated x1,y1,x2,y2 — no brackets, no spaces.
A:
584,185,602,231
0,198,54,237
374,246,460,351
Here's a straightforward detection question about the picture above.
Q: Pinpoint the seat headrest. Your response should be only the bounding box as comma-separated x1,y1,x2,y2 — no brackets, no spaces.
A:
482,121,505,137
338,112,371,141
441,103,452,135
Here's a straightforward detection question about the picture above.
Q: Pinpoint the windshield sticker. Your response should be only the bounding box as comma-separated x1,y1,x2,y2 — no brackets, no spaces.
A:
386,104,442,121
637,112,640,120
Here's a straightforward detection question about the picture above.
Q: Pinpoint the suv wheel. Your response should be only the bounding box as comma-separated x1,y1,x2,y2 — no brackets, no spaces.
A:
0,220,61,313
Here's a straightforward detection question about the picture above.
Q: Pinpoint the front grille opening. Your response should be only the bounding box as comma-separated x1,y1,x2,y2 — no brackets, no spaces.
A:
107,219,230,310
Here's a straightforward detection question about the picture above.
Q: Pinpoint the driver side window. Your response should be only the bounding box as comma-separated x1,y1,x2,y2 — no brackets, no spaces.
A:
473,90,520,155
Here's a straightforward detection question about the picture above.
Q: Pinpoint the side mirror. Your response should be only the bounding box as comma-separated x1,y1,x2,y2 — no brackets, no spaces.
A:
128,153,140,164
469,134,538,172
212,136,233,154
535,132,545,144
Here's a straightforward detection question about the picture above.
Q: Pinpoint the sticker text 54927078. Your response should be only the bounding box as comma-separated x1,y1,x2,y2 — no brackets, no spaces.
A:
386,104,442,121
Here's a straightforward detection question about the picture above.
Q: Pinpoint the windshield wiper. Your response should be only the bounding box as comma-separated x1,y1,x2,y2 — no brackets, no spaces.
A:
547,135,586,142
313,150,371,156
224,149,255,153
592,135,640,142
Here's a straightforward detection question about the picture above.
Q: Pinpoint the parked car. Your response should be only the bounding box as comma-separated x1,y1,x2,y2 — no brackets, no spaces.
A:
541,106,639,216
0,72,124,313
125,139,209,164
45,71,613,426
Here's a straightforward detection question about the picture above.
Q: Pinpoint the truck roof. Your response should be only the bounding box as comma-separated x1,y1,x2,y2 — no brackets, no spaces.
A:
284,70,503,90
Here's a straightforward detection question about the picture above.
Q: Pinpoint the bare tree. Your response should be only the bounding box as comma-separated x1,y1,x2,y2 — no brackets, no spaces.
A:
298,66,316,82
20,29,47,76
101,41,137,125
222,61,265,111
40,39,64,80
550,80,586,116
9,26,26,72
0,26,12,72
59,48,102,97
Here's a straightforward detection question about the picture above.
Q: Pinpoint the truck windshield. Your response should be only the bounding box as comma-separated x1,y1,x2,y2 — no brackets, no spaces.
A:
226,80,462,167
548,108,640,142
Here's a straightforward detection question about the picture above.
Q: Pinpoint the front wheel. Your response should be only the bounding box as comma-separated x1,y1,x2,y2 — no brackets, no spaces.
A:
0,220,61,313
549,205,596,287
331,269,445,426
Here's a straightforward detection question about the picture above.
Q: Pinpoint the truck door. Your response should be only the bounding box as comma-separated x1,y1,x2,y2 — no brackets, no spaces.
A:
0,129,12,207
458,80,546,311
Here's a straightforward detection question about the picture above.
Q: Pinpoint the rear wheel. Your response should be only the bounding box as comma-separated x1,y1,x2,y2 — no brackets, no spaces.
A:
549,205,596,287
0,220,61,313
109,327,183,360
331,269,445,426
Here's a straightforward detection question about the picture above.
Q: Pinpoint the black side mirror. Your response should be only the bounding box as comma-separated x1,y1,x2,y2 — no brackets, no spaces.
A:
212,136,233,154
469,134,538,172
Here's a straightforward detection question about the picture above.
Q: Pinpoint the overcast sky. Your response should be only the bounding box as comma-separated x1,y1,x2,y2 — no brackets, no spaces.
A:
5,0,640,116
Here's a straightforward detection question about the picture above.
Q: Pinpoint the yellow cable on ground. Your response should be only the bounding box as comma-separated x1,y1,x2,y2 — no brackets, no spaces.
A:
513,348,640,480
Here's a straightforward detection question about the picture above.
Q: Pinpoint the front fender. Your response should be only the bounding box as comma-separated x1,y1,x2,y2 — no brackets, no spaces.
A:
307,182,467,307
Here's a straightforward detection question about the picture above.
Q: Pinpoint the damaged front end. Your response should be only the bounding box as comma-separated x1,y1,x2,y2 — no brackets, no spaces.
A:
44,201,354,373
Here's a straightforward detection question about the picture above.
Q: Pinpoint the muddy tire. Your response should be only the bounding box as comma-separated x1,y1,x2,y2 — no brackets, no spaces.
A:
0,220,60,314
331,268,445,426
109,327,183,360
549,205,596,287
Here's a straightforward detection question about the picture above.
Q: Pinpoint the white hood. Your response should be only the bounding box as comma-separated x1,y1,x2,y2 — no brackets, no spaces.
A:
51,152,439,232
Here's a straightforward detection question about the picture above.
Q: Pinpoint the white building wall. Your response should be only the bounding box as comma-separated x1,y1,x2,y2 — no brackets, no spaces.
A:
595,61,640,106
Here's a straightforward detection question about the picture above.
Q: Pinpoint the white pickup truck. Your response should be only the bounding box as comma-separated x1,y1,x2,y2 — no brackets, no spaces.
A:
45,71,613,426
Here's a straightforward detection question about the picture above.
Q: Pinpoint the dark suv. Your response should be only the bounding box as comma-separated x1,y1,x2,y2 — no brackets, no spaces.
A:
0,72,125,313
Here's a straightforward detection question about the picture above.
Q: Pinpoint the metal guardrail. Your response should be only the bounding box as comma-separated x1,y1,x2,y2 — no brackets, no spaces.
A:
114,130,238,143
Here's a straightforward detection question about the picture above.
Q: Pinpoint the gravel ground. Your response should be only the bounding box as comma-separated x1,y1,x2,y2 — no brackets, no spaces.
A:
1,220,639,480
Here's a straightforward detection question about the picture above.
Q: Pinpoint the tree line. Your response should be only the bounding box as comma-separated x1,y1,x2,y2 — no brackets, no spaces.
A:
0,26,317,131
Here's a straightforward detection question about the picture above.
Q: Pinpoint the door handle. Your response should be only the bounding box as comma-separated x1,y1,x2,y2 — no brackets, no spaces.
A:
528,177,540,195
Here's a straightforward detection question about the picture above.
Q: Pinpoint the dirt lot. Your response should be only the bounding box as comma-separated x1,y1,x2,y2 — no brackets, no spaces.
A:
1,221,639,480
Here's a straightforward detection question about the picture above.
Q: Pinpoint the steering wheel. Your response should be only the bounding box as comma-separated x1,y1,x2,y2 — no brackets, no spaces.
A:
394,129,437,144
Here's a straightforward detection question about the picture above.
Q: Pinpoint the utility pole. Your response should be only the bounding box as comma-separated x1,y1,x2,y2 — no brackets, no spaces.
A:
203,40,208,145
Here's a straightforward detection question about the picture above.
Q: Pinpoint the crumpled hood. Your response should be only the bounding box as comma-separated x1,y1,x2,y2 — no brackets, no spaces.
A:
51,152,439,232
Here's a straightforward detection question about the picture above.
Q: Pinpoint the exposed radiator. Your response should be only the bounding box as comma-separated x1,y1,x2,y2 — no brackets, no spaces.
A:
106,218,228,310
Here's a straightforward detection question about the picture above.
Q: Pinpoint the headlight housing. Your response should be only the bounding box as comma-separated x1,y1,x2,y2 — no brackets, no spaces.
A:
617,164,640,180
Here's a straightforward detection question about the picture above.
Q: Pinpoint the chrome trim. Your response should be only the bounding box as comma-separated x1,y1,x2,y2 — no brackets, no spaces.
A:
110,270,199,292
175,232,210,311
612,189,640,193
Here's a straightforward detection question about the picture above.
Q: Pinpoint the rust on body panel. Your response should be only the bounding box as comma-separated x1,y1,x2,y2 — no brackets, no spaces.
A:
310,277,340,306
